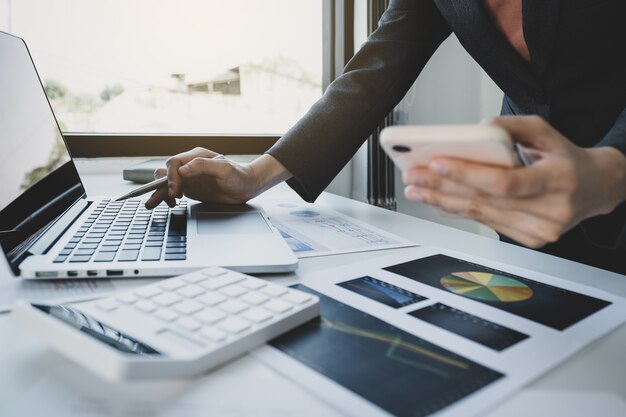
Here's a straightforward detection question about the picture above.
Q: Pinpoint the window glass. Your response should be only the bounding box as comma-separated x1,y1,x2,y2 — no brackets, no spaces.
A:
0,0,323,134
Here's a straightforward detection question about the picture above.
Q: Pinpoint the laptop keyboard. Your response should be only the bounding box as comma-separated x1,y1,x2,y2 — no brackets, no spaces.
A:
53,199,188,264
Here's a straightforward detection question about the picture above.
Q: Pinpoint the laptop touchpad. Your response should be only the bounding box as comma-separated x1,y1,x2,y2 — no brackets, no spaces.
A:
196,212,271,235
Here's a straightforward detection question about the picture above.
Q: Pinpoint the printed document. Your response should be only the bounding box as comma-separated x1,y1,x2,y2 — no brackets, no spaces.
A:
255,246,626,417
262,201,416,258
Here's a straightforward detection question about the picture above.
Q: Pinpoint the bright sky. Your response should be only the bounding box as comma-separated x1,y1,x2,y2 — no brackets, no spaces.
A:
0,0,322,94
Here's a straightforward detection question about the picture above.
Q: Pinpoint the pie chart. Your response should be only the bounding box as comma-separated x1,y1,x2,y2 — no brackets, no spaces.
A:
440,272,533,302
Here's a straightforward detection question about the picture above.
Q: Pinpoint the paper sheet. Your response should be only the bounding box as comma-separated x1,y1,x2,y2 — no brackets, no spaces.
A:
0,276,118,313
254,246,626,417
263,201,416,258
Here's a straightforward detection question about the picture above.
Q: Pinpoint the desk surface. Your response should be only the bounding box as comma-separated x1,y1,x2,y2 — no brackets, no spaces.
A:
1,160,625,417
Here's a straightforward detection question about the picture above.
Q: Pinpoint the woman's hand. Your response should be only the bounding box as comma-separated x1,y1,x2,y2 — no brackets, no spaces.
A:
403,116,626,248
145,148,291,209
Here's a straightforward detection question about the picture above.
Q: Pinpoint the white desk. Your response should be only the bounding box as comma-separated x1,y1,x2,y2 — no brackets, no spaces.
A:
1,160,625,417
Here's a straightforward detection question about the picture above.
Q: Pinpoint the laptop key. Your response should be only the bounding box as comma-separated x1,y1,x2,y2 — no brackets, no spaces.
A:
165,247,186,254
166,242,186,248
69,255,91,263
142,247,162,261
79,243,99,249
94,252,116,262
164,253,186,261
53,255,68,263
59,248,73,256
83,238,103,244
123,244,142,251
99,246,119,252
75,248,96,256
118,250,139,261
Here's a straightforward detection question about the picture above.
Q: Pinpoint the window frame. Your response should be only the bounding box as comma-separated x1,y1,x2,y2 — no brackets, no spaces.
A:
63,0,354,158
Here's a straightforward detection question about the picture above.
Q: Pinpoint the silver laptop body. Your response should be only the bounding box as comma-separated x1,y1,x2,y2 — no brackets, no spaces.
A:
0,31,297,279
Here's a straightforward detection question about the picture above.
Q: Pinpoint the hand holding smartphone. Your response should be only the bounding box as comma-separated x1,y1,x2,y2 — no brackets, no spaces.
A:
380,124,534,172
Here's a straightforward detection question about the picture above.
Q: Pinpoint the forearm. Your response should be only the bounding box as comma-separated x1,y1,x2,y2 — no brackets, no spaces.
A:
247,154,292,198
590,146,626,214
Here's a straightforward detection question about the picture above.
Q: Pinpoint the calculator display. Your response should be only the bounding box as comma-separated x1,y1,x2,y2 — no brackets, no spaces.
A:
33,304,162,356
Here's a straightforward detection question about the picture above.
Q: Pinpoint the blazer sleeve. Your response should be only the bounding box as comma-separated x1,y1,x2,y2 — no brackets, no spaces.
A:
266,0,451,202
581,106,626,250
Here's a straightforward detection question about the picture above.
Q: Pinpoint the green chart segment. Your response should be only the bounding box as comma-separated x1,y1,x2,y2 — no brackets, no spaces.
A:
440,272,534,302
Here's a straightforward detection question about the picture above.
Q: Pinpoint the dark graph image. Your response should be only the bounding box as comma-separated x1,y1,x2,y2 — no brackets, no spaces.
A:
338,276,426,308
270,285,503,417
409,303,529,351
385,254,611,330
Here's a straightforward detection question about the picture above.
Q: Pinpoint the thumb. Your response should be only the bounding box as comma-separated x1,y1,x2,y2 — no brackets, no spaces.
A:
490,115,564,152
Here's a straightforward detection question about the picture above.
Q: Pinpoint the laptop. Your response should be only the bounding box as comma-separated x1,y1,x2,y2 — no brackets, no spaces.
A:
0,31,298,279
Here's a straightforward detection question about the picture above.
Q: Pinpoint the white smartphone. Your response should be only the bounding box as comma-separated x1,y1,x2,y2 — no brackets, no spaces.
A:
380,124,530,172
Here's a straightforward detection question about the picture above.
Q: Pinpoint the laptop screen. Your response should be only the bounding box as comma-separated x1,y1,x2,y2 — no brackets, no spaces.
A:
0,32,84,268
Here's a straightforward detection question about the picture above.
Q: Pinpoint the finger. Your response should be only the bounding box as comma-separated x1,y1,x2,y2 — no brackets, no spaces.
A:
166,148,220,199
427,158,553,197
154,168,166,179
490,116,564,151
483,220,545,249
145,188,168,209
403,167,488,199
405,186,563,245
178,156,230,179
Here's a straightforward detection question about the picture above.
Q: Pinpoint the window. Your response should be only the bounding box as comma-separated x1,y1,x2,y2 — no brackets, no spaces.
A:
0,0,323,135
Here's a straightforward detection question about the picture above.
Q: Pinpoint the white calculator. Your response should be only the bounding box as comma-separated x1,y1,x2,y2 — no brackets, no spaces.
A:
13,267,319,381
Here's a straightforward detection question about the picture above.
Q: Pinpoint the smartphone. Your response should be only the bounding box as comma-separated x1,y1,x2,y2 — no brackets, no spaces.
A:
380,125,530,172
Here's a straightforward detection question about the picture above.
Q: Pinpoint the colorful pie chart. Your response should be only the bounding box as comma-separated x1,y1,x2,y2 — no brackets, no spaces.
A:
440,272,533,302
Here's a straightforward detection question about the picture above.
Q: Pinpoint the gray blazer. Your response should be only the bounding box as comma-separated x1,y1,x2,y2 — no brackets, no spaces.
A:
267,0,626,273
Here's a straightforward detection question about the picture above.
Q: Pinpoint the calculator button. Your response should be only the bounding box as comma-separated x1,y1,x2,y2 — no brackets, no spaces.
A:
95,299,118,312
173,300,204,315
200,327,226,342
217,317,250,334
177,317,202,332
261,285,288,297
220,285,248,298
241,279,267,290
152,292,182,307
219,300,249,315
177,285,206,298
241,292,269,305
135,300,158,313
134,286,163,299
159,279,186,291
200,274,245,290
197,292,227,306
283,291,313,305
242,308,273,323
116,293,138,304
182,274,207,284
264,299,293,314
155,308,178,322
201,267,227,277
195,309,226,325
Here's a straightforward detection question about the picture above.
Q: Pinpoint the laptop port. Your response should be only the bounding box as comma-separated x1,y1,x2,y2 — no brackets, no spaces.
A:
106,270,124,277
36,271,57,278
87,270,98,277
67,271,78,277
